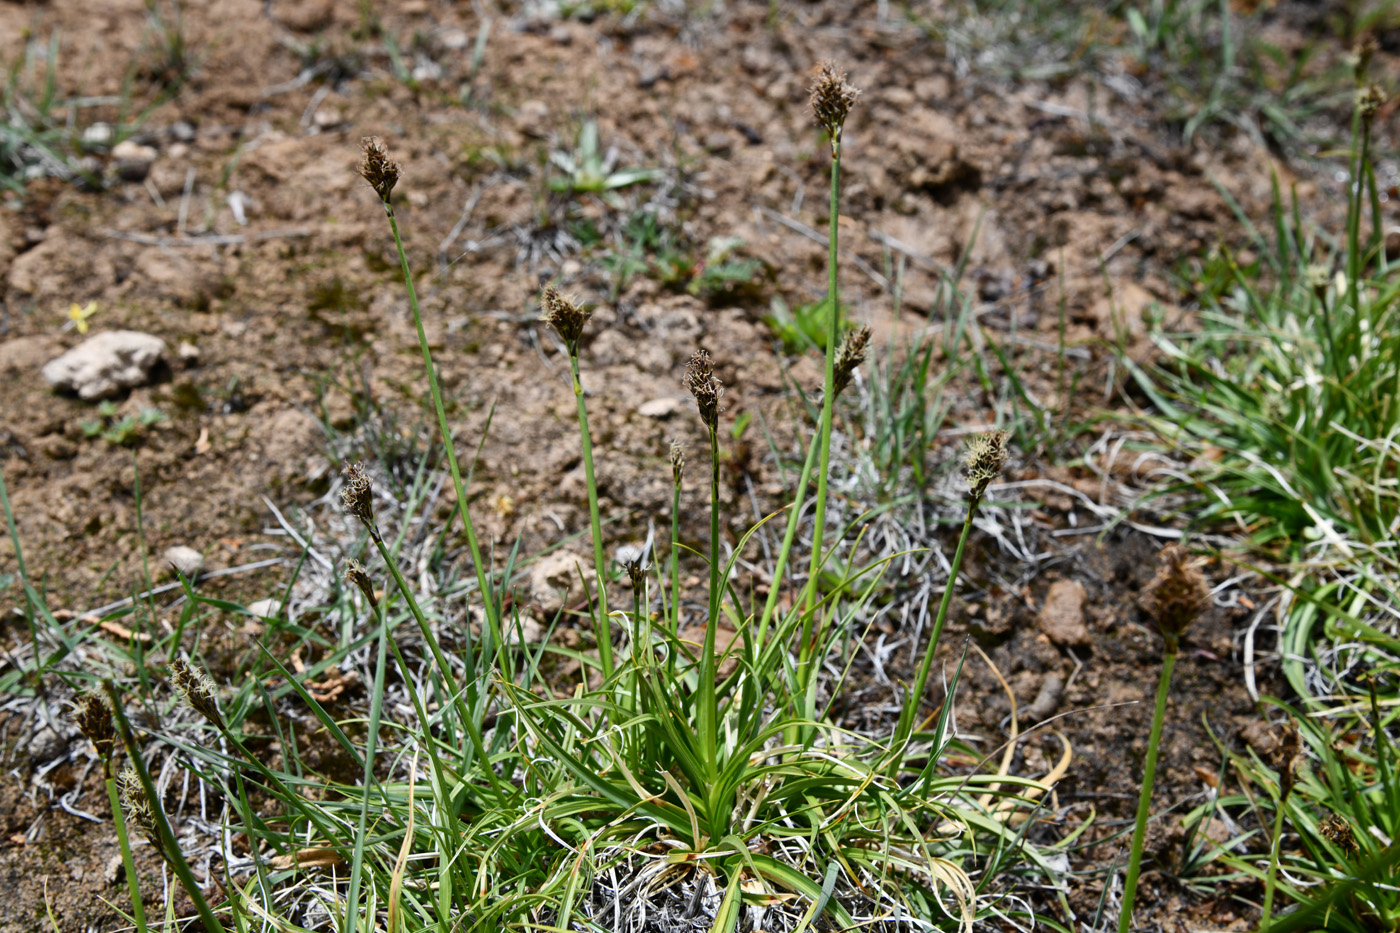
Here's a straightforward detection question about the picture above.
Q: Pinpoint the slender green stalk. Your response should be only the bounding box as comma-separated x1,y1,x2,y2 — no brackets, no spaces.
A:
104,771,148,933
756,432,821,652
1259,792,1288,930
105,681,227,933
381,202,501,651
344,594,390,933
568,351,613,680
670,475,682,643
1117,650,1178,933
698,427,722,793
799,140,844,682
368,527,506,800
887,497,980,778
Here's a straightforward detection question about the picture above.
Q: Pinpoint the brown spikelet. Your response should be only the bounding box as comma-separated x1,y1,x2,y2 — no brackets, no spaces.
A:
684,350,724,432
670,439,685,487
810,62,860,154
1139,544,1210,651
344,559,378,608
833,325,872,398
962,431,1008,502
1272,718,1302,802
626,556,645,590
1358,84,1387,124
341,461,375,525
1320,812,1358,854
74,693,116,764
359,137,400,202
170,659,226,730
541,286,591,351
1352,35,1378,83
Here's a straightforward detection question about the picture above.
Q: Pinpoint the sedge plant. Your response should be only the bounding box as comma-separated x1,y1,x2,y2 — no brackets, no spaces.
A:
1117,544,1211,933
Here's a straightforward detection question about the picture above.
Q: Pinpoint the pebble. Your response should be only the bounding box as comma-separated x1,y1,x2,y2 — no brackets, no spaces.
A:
163,545,204,578
1035,579,1091,648
637,397,680,418
247,598,281,620
42,330,168,401
111,139,157,182
529,551,588,617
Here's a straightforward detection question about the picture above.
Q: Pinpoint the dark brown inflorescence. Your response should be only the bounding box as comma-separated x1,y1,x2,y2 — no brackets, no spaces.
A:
670,439,685,487
1320,812,1358,854
684,350,724,432
170,659,226,730
833,325,872,398
810,62,860,154
626,557,645,590
75,693,116,763
359,137,400,202
962,431,1008,502
541,285,591,352
1139,544,1211,652
118,766,167,860
344,559,378,608
341,461,376,525
1272,718,1302,802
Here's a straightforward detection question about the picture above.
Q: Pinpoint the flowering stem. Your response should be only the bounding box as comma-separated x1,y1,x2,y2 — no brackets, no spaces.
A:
569,350,613,681
756,431,820,653
382,202,501,652
887,496,980,779
1259,789,1289,930
798,138,843,705
697,426,723,809
1117,649,1178,933
105,770,149,933
344,594,390,933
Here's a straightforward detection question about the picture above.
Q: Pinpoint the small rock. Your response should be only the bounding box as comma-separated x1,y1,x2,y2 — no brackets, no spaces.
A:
702,132,733,156
1035,580,1090,648
42,437,76,460
43,330,167,400
170,120,196,142
111,139,157,182
163,545,204,578
105,853,125,885
637,397,680,419
81,123,114,148
529,551,588,617
177,341,200,365
277,0,334,32
506,616,545,645
247,598,281,620
516,99,550,139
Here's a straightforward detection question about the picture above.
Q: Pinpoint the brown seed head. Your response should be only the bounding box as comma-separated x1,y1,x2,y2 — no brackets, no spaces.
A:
359,137,400,202
1139,544,1210,651
74,693,116,762
833,325,872,398
344,559,377,608
626,557,645,590
1320,812,1358,854
1271,718,1302,802
670,439,685,487
341,461,375,525
1306,264,1331,299
118,766,167,860
1358,84,1387,123
541,285,591,351
962,431,1008,501
170,659,226,730
684,350,724,432
810,62,860,154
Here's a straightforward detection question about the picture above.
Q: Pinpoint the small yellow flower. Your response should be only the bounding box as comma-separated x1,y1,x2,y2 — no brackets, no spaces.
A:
67,301,98,333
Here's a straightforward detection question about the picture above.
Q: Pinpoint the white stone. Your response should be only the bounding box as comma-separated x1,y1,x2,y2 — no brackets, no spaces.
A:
528,551,588,617
247,598,281,620
637,397,680,418
163,545,204,578
43,330,167,400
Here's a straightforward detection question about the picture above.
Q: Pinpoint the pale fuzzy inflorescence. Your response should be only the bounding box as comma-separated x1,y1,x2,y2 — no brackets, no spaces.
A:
344,558,378,608
832,325,872,398
118,766,167,859
1139,544,1211,650
962,430,1008,501
74,692,116,762
1358,84,1387,123
341,461,376,525
541,285,592,351
669,439,685,487
809,62,860,153
684,350,724,432
170,658,226,730
358,137,400,202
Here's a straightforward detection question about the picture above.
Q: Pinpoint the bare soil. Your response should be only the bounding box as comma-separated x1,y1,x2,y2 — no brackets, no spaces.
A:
0,0,1377,929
